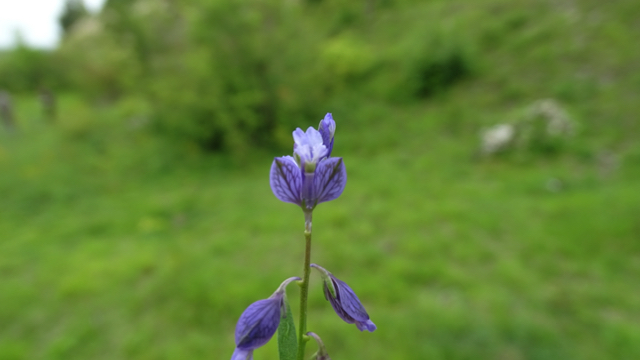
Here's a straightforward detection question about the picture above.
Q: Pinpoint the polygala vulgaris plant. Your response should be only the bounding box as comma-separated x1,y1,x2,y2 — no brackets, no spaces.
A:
230,113,376,360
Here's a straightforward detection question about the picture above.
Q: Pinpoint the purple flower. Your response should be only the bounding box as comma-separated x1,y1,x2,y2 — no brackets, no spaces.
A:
231,277,300,360
310,264,377,332
270,113,346,211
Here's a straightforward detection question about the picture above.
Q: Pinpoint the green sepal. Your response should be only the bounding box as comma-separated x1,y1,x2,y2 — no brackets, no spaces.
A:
277,295,297,360
310,264,336,299
321,274,337,299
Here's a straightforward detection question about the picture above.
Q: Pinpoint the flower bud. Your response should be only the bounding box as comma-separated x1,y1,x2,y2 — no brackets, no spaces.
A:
318,113,336,157
231,277,301,359
310,264,376,332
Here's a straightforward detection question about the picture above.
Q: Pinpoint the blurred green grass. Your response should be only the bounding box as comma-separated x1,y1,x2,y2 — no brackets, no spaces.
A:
1,94,640,359
2,0,640,359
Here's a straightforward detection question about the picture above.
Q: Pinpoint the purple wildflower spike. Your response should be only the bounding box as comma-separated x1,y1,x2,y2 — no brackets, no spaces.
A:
310,264,377,332
270,113,346,211
231,277,301,359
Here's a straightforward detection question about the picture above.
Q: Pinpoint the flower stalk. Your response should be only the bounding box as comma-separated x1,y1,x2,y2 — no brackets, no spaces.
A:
297,210,313,360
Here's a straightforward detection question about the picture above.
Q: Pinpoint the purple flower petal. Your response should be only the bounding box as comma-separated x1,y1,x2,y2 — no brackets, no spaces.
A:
270,156,302,205
235,298,282,350
293,127,327,164
294,127,324,147
323,282,356,324
292,128,306,147
356,319,377,332
331,277,370,323
231,348,254,360
313,158,346,205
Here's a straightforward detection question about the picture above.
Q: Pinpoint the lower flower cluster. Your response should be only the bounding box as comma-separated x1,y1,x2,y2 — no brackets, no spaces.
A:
231,265,376,359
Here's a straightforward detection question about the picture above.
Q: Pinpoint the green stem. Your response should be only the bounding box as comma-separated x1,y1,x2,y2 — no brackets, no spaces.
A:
296,211,312,360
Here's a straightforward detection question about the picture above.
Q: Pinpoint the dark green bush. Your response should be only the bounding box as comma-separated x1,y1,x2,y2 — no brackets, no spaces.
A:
0,44,59,93
147,0,329,153
395,27,476,100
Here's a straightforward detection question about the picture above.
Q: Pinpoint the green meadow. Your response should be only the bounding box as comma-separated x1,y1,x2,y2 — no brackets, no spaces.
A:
1,0,640,359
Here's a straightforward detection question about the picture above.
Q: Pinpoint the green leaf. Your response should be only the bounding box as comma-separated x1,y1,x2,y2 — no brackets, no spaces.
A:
277,296,297,360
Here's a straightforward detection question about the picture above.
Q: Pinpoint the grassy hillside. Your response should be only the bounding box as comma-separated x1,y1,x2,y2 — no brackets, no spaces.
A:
1,1,640,359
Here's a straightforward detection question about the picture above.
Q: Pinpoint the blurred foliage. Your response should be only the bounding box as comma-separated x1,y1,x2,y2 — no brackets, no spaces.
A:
0,42,59,92
59,0,89,36
0,0,478,152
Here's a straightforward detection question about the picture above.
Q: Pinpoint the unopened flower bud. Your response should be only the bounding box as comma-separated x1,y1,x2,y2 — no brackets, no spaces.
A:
310,264,376,332
231,277,301,359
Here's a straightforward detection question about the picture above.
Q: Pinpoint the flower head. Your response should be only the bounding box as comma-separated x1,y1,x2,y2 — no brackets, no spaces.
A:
310,264,376,332
231,277,300,360
270,113,346,211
